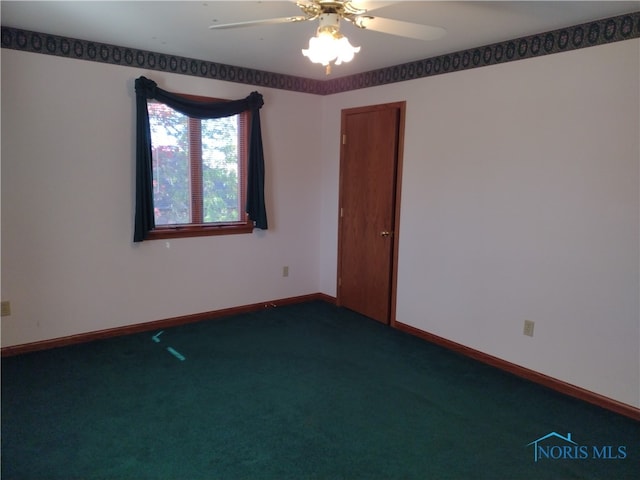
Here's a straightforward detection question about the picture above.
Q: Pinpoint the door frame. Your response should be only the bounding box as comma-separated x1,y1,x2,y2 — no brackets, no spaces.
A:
336,101,406,326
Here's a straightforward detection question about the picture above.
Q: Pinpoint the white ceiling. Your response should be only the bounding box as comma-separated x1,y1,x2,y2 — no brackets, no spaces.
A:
2,1,639,80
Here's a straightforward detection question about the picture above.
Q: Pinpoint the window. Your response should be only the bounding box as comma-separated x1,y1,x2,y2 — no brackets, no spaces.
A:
146,95,252,239
133,77,266,243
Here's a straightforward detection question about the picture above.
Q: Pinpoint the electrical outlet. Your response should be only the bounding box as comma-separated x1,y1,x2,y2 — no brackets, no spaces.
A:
282,266,289,277
523,320,535,337
1,301,11,317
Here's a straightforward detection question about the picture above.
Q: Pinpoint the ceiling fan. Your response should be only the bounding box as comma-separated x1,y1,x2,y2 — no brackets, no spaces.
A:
209,1,446,75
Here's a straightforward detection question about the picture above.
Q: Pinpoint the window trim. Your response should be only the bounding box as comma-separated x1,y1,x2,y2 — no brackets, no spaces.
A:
145,222,254,240
146,93,252,240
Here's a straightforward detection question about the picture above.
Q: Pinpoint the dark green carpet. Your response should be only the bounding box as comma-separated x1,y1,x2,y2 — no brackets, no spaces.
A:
2,301,638,479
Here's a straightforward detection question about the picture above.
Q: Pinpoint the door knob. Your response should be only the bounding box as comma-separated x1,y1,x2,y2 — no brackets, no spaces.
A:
380,231,392,237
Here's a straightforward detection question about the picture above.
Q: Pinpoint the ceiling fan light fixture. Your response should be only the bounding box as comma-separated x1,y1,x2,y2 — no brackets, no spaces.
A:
302,31,360,65
301,12,360,74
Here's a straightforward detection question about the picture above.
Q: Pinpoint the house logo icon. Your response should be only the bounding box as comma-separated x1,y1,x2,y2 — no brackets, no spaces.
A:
527,432,578,462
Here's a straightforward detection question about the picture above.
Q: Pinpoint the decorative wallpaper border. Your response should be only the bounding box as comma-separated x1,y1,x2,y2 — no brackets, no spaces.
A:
322,11,640,94
2,11,639,96
0,26,324,94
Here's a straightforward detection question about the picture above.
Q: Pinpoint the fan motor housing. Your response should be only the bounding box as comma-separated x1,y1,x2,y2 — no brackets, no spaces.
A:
317,13,341,34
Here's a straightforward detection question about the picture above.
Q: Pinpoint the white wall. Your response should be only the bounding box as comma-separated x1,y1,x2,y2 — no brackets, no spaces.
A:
1,49,324,346
320,39,640,408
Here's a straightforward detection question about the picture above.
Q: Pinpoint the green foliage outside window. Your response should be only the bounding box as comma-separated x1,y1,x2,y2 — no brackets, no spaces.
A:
148,102,241,226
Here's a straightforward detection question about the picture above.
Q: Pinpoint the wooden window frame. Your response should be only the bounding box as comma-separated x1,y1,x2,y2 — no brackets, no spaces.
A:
146,94,252,240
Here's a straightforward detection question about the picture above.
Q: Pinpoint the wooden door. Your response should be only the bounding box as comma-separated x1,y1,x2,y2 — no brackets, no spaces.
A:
337,102,405,324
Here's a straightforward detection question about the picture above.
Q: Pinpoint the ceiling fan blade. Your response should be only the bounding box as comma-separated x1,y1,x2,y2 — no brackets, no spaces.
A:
355,16,446,41
209,16,309,30
348,1,396,14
